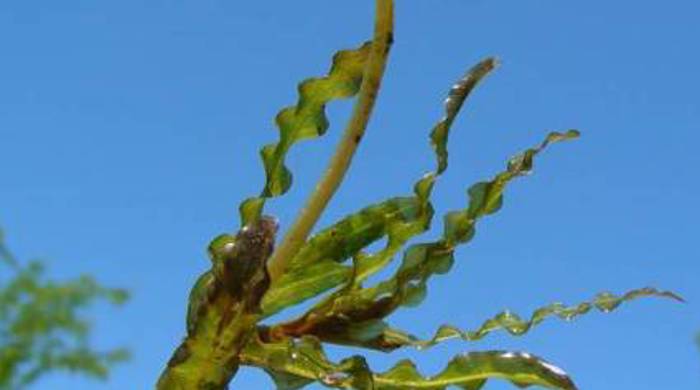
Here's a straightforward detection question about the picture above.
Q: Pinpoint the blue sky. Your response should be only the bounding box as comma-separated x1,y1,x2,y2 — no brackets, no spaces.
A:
1,1,698,389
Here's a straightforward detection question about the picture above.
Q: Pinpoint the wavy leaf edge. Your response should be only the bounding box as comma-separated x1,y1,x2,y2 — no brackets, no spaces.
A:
411,287,684,349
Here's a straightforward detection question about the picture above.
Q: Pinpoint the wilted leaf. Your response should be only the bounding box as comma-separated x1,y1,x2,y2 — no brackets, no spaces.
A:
240,42,372,225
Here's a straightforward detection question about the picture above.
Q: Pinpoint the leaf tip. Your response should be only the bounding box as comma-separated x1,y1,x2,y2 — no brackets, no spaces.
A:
661,290,686,303
485,56,501,70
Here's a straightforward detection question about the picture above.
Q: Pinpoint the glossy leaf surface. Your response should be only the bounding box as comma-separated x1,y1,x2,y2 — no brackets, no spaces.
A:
242,336,577,389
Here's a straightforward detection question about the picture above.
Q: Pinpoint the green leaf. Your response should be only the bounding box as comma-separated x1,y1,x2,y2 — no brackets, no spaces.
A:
241,336,577,390
240,42,372,225
261,196,430,318
243,336,375,390
411,56,498,205
447,129,581,240
267,130,579,350
375,351,576,390
430,57,498,176
261,58,498,318
412,287,683,348
355,56,497,282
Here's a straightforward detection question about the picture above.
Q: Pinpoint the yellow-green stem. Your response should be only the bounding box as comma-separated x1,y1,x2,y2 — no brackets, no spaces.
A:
267,0,394,283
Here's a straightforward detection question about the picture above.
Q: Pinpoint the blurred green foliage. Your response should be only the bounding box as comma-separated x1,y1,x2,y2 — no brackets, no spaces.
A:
0,229,129,389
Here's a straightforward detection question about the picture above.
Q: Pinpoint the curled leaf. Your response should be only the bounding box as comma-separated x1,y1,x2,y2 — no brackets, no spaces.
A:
369,129,581,312
431,57,498,176
241,336,577,389
413,287,684,348
268,130,579,350
375,351,576,390
240,42,372,225
262,58,498,318
359,56,497,281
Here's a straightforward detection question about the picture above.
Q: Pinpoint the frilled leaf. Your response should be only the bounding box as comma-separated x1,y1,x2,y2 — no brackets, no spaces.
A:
431,57,498,175
411,287,683,348
261,59,497,318
239,43,372,225
375,351,576,390
358,57,497,281
268,131,579,350
241,337,576,390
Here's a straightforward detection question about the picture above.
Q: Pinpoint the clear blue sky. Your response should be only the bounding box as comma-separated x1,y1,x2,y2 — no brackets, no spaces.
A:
1,1,698,389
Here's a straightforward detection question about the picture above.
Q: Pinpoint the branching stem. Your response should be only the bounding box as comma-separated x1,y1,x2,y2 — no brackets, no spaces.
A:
266,0,394,283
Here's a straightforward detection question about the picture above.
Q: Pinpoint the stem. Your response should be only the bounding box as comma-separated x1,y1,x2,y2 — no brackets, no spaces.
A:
266,0,394,283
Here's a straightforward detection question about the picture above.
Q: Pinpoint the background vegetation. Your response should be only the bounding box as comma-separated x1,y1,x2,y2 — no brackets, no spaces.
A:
0,230,128,389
